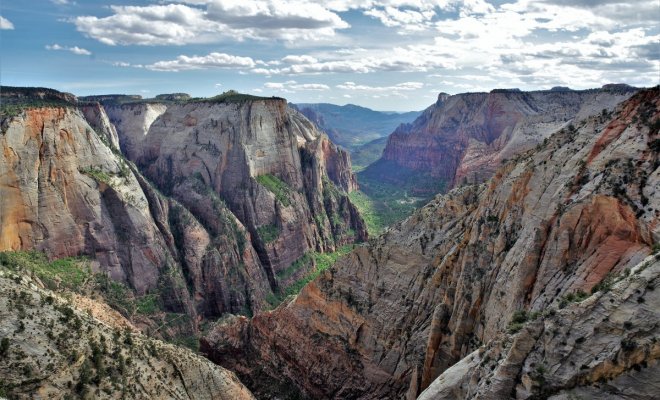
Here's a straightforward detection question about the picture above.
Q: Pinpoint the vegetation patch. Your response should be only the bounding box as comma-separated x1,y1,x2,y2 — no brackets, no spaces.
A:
257,223,280,243
276,253,313,281
256,174,292,206
507,309,542,333
80,166,113,184
266,245,355,308
352,159,446,235
0,251,90,291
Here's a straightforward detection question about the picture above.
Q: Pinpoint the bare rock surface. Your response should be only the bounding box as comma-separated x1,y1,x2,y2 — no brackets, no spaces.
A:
1,88,366,335
103,97,366,282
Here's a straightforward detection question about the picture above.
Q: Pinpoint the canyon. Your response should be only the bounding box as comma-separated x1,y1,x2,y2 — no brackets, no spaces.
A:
204,87,660,399
1,85,658,400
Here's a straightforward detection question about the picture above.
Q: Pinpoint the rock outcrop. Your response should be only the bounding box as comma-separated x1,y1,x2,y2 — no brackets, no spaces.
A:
367,85,638,194
0,257,255,399
203,87,659,399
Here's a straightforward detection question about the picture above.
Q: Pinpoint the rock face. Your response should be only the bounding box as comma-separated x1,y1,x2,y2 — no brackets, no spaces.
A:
1,88,365,329
368,86,638,193
203,87,660,399
0,260,255,399
102,97,366,284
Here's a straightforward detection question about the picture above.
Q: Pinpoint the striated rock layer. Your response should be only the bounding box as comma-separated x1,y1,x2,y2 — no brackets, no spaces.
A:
101,97,366,285
1,88,366,330
369,85,638,193
204,87,660,399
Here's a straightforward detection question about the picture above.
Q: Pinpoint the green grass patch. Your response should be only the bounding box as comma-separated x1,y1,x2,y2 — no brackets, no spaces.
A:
0,251,90,290
256,174,292,206
267,245,355,308
276,253,313,281
257,224,280,243
135,294,160,315
80,166,112,184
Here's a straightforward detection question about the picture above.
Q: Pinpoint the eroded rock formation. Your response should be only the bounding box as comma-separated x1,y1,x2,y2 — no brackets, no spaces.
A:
203,87,659,399
367,85,638,194
0,88,366,331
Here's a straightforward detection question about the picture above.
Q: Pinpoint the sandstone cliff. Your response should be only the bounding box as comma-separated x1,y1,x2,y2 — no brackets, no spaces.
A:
0,254,255,399
367,85,638,195
1,87,365,332
203,87,659,399
100,95,366,286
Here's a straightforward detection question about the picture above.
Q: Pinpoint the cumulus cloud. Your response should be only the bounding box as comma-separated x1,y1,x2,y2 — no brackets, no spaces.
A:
0,16,14,30
364,6,436,31
74,1,349,46
45,44,91,55
144,52,256,71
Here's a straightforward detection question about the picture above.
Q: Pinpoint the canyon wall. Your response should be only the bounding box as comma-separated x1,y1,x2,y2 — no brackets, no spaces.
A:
1,88,366,330
367,86,638,194
204,87,659,399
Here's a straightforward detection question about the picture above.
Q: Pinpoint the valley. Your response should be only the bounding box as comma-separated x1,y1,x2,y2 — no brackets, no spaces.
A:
3,1,658,398
1,84,658,399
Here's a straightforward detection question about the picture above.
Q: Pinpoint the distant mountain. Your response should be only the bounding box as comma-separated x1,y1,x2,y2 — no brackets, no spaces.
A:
293,103,420,155
365,85,639,196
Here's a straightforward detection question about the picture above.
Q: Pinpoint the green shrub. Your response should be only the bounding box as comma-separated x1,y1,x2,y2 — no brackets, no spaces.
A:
0,251,90,290
135,294,160,315
257,224,280,243
256,174,292,206
80,167,112,184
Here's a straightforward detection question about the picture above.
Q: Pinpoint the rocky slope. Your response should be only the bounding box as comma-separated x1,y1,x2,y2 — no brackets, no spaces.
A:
0,87,365,337
0,255,255,399
365,85,638,196
203,87,660,399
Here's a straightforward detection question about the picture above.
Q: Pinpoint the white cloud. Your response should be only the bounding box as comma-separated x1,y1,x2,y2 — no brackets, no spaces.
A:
249,46,455,75
264,80,330,92
74,1,349,46
144,52,256,71
74,4,210,46
51,0,73,5
337,81,424,92
364,6,436,31
0,16,14,30
45,44,92,55
282,55,319,64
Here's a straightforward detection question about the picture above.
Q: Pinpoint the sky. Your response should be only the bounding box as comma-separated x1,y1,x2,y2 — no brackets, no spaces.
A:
0,0,658,111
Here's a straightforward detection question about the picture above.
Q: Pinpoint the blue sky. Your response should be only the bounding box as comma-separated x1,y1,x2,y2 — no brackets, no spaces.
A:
1,0,658,111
